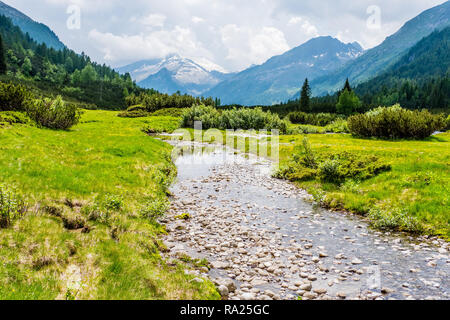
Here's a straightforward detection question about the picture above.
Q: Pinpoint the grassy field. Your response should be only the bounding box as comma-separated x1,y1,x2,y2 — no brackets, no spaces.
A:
278,133,450,238
0,110,219,300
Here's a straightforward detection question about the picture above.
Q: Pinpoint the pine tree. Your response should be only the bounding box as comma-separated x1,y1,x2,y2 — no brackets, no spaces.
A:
299,78,311,112
343,78,352,92
0,34,7,75
338,78,352,98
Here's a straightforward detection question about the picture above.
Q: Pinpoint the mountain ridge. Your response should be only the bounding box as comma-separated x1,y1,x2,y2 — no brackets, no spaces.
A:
0,1,65,50
309,0,450,96
118,54,235,96
205,36,364,105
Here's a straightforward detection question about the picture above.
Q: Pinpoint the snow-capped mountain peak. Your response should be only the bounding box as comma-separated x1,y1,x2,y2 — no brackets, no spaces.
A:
117,55,233,96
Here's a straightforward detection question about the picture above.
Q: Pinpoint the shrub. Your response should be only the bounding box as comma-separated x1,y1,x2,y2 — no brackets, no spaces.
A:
220,108,288,133
126,92,215,112
180,105,221,129
348,105,446,139
26,96,82,130
0,184,26,228
318,152,391,183
140,197,169,221
325,119,349,133
181,106,288,133
287,124,325,134
288,112,341,126
102,194,124,211
368,207,424,234
275,138,391,184
318,159,341,183
117,105,150,118
446,115,450,131
118,110,149,118
0,111,33,125
0,82,31,111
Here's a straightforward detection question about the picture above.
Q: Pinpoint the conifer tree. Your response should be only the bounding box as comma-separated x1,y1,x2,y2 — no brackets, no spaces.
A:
0,34,7,75
299,78,311,112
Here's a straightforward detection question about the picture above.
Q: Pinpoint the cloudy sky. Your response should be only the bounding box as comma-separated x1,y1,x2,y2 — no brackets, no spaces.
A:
3,0,446,72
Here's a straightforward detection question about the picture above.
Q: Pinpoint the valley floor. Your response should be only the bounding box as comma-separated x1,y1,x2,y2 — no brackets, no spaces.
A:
0,109,448,300
0,110,218,300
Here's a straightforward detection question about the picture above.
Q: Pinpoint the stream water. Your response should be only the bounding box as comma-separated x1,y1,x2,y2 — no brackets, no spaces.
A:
163,140,449,300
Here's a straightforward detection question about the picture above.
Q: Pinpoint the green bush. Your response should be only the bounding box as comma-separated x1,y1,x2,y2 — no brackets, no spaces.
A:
0,184,26,228
368,207,424,234
181,106,288,133
126,92,215,112
275,138,391,184
324,119,349,133
0,82,31,111
118,110,149,118
139,198,169,221
0,111,33,125
102,194,124,211
117,105,149,118
446,115,450,131
180,105,220,129
26,96,82,130
318,152,391,183
288,112,341,126
348,105,446,139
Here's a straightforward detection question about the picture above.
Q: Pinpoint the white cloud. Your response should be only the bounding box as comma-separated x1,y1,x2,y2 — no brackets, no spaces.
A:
221,25,289,70
288,16,319,36
192,16,205,24
288,16,303,25
88,26,219,69
139,13,166,27
4,0,447,71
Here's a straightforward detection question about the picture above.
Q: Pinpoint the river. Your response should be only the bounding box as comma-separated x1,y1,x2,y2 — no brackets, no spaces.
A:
162,139,449,300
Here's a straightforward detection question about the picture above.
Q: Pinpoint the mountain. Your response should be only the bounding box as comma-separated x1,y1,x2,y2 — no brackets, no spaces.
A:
310,0,450,96
0,1,64,50
205,36,364,106
117,54,235,96
354,26,450,110
358,27,450,91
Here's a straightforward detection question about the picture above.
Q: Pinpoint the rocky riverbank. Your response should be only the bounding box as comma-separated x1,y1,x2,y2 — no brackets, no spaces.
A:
162,142,449,300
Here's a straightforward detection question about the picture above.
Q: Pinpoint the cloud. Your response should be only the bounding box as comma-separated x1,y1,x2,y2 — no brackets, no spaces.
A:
4,0,447,71
221,25,289,69
191,16,205,24
88,26,219,69
287,16,319,37
139,14,166,27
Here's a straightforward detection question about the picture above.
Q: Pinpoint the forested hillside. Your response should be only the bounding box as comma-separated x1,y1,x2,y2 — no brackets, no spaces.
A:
310,0,450,96
355,27,450,110
0,1,64,50
0,15,153,109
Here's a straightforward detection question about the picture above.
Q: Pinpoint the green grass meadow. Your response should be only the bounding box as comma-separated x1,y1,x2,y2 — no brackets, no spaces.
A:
0,110,219,300
278,133,450,238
